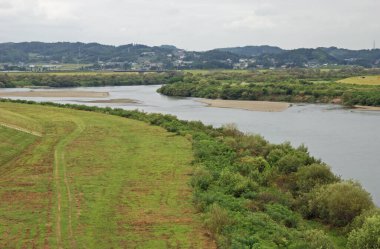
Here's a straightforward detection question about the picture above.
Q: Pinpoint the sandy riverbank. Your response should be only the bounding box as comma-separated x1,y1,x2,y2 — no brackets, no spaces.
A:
197,99,290,112
354,105,380,111
0,91,109,98
76,98,140,104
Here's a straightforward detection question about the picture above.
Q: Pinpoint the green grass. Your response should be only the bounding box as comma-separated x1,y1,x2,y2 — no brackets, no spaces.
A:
0,102,212,248
338,75,380,85
0,126,36,165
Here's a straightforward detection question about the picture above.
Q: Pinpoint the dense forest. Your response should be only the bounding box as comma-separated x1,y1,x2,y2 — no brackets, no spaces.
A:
2,98,379,248
1,42,380,69
158,68,380,107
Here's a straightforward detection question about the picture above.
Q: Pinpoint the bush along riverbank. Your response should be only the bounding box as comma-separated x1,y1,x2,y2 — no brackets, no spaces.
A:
157,69,380,107
2,98,379,248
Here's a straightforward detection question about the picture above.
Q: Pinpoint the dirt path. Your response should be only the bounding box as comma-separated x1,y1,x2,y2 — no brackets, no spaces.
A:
0,122,42,137
54,118,85,248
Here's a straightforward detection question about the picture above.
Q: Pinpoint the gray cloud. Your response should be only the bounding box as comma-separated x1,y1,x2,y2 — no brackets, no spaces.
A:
0,0,379,50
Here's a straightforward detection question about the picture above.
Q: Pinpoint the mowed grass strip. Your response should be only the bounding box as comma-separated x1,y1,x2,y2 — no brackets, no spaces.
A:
338,75,380,85
0,102,212,249
0,126,37,165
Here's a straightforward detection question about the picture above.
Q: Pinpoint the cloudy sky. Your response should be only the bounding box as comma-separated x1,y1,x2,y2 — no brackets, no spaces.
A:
0,0,379,50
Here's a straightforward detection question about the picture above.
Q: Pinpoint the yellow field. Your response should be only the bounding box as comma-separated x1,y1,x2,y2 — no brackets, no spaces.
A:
338,76,380,85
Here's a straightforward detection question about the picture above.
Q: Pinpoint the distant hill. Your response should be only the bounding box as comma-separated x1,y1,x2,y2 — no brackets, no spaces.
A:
0,42,379,70
217,45,283,56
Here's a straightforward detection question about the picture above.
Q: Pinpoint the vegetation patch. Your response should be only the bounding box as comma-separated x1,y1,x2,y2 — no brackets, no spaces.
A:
157,68,380,107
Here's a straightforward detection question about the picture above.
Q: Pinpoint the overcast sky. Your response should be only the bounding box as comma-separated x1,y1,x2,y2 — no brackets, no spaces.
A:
0,0,379,51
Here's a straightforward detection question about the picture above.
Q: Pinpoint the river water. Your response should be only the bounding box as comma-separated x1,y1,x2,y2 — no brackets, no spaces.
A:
1,85,380,205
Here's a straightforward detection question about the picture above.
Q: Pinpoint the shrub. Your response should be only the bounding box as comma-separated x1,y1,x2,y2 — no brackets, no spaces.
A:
295,164,338,193
308,181,374,226
265,204,300,228
191,167,213,191
347,208,380,233
236,134,270,157
218,169,258,197
205,204,232,236
237,156,271,177
347,215,380,249
290,229,335,249
275,151,311,173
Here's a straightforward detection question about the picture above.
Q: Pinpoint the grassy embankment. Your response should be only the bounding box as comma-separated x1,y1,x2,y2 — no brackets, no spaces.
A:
0,102,212,248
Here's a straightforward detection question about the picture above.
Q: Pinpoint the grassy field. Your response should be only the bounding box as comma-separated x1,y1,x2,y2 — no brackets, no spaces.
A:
338,75,380,85
0,102,213,249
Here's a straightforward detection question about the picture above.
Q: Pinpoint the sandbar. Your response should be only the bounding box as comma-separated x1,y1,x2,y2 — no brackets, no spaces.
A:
77,98,140,104
354,105,380,111
198,99,290,112
0,91,109,98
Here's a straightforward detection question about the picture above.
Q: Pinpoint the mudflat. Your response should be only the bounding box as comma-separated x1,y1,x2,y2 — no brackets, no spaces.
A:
198,99,290,112
0,90,109,98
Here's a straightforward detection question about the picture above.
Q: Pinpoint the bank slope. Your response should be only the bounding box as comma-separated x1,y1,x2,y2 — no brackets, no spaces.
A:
0,102,213,249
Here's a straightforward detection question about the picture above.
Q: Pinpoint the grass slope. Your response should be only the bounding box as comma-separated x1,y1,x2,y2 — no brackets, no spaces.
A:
0,102,212,249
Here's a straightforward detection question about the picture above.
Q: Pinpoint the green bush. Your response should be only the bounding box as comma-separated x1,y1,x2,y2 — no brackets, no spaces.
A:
276,153,306,173
191,167,213,191
347,215,380,249
308,181,374,226
218,169,258,197
347,208,380,233
265,204,300,228
290,229,335,249
295,163,338,193
205,203,232,236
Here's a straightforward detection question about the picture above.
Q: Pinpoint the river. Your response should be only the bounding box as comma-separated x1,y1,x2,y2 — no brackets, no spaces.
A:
1,85,380,205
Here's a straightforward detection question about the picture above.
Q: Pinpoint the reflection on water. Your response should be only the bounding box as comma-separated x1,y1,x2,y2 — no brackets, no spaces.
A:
2,85,380,205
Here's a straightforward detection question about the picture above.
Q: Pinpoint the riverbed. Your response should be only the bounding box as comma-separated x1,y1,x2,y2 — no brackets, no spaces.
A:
1,85,380,204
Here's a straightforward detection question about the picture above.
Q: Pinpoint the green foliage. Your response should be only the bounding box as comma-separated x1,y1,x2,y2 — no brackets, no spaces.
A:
205,204,232,236
347,208,380,233
295,164,339,193
308,181,374,226
290,229,336,249
158,69,380,107
347,215,380,249
191,167,214,191
265,204,300,228
0,72,184,88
